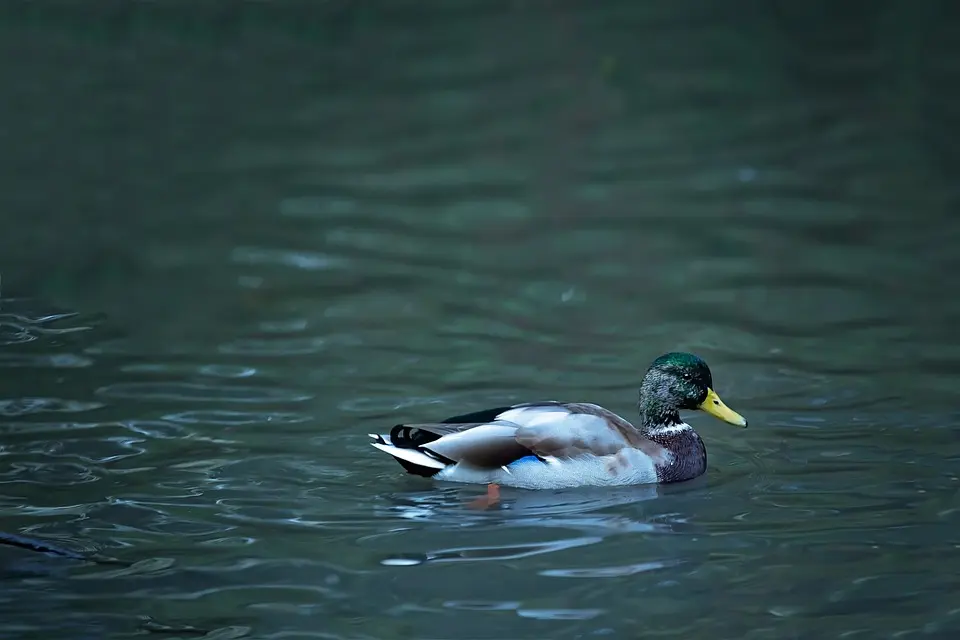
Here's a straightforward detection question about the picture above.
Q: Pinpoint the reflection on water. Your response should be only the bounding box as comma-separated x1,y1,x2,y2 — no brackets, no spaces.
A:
2,0,960,638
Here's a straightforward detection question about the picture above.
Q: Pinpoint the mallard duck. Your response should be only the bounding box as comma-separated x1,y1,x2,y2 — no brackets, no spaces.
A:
370,352,746,490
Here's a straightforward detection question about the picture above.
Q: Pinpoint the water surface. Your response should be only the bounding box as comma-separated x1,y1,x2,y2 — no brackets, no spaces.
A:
1,2,959,638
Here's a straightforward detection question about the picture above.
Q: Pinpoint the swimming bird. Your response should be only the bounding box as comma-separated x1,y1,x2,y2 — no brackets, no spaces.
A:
370,352,746,492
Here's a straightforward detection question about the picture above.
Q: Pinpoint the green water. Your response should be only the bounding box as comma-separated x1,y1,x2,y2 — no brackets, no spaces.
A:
1,2,959,638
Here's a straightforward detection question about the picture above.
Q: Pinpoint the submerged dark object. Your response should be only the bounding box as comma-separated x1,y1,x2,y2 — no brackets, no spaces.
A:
0,530,126,565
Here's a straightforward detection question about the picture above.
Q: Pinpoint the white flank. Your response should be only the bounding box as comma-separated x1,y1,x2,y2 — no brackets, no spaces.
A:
437,448,660,490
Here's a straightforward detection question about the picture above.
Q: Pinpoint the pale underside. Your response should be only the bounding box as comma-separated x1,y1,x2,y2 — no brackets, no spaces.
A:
434,448,661,489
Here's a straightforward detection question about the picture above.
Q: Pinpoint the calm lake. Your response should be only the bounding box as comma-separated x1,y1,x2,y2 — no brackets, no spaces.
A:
1,1,959,638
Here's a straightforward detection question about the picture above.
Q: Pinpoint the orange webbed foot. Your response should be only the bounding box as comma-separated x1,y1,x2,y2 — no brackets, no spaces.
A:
467,483,501,510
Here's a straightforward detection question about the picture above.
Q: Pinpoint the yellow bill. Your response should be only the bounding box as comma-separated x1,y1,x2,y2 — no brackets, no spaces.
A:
698,388,748,427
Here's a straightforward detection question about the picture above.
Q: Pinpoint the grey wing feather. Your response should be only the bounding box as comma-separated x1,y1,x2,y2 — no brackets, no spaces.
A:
506,403,669,463
514,413,631,458
422,421,531,468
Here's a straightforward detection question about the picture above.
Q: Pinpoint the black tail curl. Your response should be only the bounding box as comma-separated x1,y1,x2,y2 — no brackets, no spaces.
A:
388,424,442,449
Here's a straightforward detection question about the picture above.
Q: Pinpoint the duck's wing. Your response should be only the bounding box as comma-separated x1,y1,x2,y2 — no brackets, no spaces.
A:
371,402,668,476
507,402,669,463
370,406,532,474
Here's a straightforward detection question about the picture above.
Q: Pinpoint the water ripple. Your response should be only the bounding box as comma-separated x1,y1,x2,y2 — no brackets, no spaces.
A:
230,246,346,271
120,420,187,439
218,336,328,356
95,382,313,403
0,353,92,368
163,410,311,426
0,311,94,346
120,362,258,378
540,559,682,578
0,397,104,416
442,600,605,621
381,536,604,566
0,461,100,485
516,608,604,620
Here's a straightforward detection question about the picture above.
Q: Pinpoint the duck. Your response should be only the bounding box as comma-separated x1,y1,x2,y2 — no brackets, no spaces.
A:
370,352,747,492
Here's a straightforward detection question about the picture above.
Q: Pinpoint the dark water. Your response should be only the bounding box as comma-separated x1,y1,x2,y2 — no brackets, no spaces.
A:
2,2,960,638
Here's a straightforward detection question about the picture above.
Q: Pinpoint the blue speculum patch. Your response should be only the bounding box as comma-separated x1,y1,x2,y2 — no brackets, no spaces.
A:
509,455,542,467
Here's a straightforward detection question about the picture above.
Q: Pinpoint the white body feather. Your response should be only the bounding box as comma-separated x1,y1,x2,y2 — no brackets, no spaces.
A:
435,449,660,489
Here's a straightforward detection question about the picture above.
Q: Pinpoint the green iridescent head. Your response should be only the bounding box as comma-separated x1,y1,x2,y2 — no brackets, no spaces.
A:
638,352,747,428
